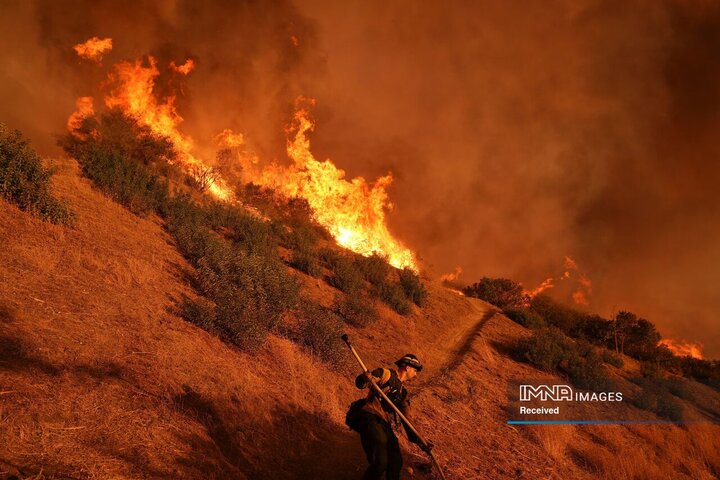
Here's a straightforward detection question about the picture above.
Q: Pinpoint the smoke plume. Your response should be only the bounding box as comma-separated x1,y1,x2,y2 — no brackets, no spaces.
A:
1,0,719,356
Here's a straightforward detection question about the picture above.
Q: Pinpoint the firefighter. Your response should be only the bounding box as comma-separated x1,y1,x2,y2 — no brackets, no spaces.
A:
351,354,430,480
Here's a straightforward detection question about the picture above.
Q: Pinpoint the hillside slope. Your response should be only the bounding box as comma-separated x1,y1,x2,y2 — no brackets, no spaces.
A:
1,158,720,480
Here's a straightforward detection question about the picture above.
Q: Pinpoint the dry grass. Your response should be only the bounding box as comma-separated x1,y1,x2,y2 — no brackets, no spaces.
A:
1,158,719,479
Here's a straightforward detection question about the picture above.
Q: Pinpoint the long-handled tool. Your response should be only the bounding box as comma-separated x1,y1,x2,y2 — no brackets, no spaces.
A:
341,334,447,480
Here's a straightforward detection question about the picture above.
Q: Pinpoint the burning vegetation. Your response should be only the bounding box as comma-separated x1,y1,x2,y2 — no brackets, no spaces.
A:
659,338,704,360
67,46,416,270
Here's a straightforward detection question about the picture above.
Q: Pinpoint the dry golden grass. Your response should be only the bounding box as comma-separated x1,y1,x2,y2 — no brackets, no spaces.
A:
1,158,720,480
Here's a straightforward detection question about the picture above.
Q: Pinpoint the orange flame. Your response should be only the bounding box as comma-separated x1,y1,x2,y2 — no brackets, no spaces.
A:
440,266,463,283
74,37,113,62
103,56,231,200
214,129,245,148
67,49,417,269
67,97,95,136
242,98,417,270
525,277,554,299
572,274,592,306
169,59,195,75
659,339,704,359
524,256,593,305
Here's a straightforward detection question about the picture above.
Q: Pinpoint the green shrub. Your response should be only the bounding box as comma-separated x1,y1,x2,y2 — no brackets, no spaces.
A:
61,109,176,168
333,294,378,328
0,124,73,223
327,254,364,293
59,112,172,215
462,277,527,310
374,282,412,315
631,377,685,422
666,378,693,401
81,148,169,214
504,308,546,329
522,328,611,391
193,249,300,352
398,268,427,307
179,297,217,332
355,253,391,285
290,249,323,278
522,327,570,372
602,351,624,368
294,302,345,365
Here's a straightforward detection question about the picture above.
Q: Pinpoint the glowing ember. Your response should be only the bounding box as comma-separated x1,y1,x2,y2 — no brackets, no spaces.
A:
103,56,231,200
243,97,417,270
74,37,113,62
659,339,704,359
169,59,195,75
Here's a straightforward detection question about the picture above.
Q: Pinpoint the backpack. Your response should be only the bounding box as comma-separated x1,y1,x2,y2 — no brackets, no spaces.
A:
345,398,367,432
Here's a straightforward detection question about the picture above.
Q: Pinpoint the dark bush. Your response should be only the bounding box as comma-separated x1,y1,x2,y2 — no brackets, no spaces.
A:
374,281,412,315
327,253,364,293
398,268,428,307
61,109,176,168
0,123,73,223
602,351,624,369
179,297,217,333
80,148,169,214
521,328,611,391
290,249,323,278
631,377,685,422
463,277,527,310
504,308,546,329
60,112,171,215
522,327,571,372
334,294,378,328
193,249,300,352
355,253,391,285
295,303,346,365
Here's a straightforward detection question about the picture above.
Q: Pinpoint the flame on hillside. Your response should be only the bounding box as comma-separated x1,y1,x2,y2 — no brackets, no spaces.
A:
659,338,704,359
236,97,417,270
440,266,463,283
525,277,554,298
74,37,113,62
66,48,417,270
102,56,232,200
169,59,195,75
67,97,94,135
524,255,592,305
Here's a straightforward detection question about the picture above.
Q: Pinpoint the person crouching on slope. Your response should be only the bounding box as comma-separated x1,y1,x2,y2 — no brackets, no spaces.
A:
352,353,430,480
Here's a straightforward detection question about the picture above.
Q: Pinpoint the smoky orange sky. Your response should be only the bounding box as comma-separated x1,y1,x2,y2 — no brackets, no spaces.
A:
1,0,719,357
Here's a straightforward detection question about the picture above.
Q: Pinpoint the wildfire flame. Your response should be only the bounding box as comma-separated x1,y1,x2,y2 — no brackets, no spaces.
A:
67,49,417,269
659,339,704,359
74,37,113,62
102,56,232,200
67,97,94,135
525,277,554,298
523,255,592,305
241,98,416,270
440,266,463,283
572,274,592,306
169,59,195,75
